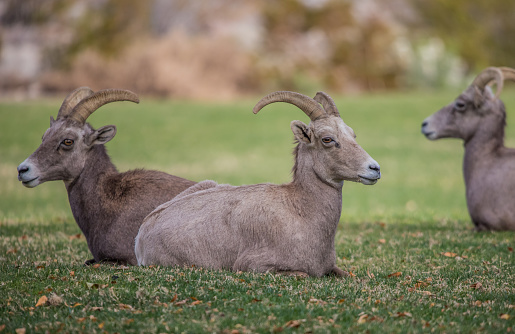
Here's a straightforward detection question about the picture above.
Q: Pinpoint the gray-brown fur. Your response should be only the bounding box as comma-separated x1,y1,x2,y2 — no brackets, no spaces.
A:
421,67,515,231
17,87,195,264
135,91,381,277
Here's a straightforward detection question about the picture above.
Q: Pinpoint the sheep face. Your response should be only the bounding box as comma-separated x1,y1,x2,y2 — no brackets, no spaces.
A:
17,119,116,188
422,85,504,142
292,115,381,186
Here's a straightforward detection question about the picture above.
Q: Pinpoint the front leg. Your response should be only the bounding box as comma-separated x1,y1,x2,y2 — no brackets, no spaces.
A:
84,258,97,266
328,266,349,277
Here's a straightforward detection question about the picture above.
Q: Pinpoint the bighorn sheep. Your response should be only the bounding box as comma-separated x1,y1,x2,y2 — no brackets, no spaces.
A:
17,87,196,264
135,91,381,277
421,67,515,231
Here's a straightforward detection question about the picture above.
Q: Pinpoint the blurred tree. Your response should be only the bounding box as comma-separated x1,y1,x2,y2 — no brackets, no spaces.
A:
0,0,69,26
410,0,515,69
260,0,402,92
65,0,150,63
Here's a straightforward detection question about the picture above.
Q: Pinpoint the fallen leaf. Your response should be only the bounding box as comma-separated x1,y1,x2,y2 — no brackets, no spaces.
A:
251,298,261,303
337,299,345,304
98,322,104,329
170,294,177,303
35,296,48,307
393,312,412,318
500,314,510,320
378,239,386,244
508,247,513,252
15,329,25,334
92,264,101,269
357,314,368,324
90,307,103,311
348,271,356,277
47,293,63,306
388,272,402,278
124,319,134,325
191,300,202,306
118,303,134,310
284,320,302,328
68,233,81,240
367,270,375,279
6,248,17,254
0,325,5,332
174,299,188,306
70,271,75,277
470,282,483,289
77,317,87,323
72,303,82,308
442,252,458,257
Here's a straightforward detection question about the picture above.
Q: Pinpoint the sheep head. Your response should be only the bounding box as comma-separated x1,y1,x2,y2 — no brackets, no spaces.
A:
421,67,515,141
17,87,139,187
253,91,381,186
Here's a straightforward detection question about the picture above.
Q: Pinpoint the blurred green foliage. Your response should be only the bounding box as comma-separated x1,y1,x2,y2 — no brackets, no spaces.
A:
411,0,515,69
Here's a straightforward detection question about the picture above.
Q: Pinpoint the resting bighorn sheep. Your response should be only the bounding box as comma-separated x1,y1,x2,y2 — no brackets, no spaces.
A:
17,87,196,264
135,91,381,277
421,67,515,231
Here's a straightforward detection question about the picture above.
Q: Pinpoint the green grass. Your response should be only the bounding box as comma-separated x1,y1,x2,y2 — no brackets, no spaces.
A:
1,91,514,333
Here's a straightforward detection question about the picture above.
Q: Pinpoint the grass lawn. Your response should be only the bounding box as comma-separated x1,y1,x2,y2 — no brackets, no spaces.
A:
0,90,514,333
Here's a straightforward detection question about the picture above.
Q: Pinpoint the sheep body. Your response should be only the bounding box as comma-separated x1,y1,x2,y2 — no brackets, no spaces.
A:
17,88,195,264
422,67,515,231
136,91,380,276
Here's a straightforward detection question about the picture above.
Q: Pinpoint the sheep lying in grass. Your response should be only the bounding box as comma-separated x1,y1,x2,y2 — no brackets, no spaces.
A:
135,91,381,277
17,87,196,264
422,67,515,231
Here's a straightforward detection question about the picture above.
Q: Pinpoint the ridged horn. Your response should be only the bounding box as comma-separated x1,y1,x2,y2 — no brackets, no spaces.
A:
471,67,503,98
500,67,515,83
57,87,94,120
313,91,340,117
69,89,139,124
252,91,326,121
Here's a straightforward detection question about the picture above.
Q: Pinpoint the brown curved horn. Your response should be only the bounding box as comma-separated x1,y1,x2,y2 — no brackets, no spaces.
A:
57,87,94,120
471,67,503,98
252,91,325,121
69,89,139,124
313,91,340,117
499,67,515,83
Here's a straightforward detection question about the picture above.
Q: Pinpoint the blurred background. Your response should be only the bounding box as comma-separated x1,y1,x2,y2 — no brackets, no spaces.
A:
2,0,515,225
1,0,515,100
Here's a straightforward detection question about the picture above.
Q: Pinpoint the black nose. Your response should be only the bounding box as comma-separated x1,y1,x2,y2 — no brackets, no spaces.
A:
18,165,29,176
369,164,380,172
421,121,428,128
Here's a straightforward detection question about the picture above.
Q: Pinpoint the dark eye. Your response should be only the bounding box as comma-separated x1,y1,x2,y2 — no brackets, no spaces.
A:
454,100,466,111
321,137,333,144
62,139,74,146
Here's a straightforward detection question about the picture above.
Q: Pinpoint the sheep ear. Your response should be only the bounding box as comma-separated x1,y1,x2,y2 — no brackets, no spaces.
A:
291,120,312,144
50,116,55,126
86,125,117,146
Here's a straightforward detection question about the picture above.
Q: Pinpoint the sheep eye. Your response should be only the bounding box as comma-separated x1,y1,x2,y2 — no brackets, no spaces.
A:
321,137,333,144
62,139,74,146
454,100,466,111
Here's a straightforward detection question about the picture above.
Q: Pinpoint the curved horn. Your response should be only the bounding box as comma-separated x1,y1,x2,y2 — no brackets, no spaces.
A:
252,91,326,121
69,89,140,124
471,67,503,98
313,91,340,117
499,67,515,83
57,87,94,120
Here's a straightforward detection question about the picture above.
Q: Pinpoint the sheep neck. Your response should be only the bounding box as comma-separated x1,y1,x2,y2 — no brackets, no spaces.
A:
290,143,343,226
463,120,505,185
65,145,118,239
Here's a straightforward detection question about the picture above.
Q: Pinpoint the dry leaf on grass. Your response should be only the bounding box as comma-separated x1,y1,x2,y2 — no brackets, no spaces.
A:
388,272,402,278
35,296,47,307
442,252,458,257
284,320,302,328
499,314,510,320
